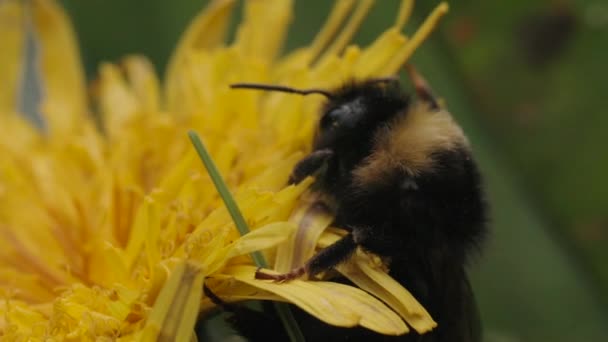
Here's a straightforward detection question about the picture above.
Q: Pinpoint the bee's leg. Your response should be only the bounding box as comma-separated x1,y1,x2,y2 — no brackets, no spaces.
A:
255,233,357,282
288,149,334,184
405,64,439,110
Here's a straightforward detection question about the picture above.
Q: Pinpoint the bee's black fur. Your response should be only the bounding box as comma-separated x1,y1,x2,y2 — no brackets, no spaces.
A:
329,147,485,342
222,75,487,341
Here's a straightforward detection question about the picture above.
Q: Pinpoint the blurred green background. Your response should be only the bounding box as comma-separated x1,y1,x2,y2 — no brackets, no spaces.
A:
58,0,608,341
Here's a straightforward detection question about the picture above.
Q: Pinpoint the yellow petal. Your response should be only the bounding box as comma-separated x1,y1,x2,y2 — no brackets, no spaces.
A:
165,0,236,95
226,265,408,335
317,0,375,64
311,49,359,88
153,152,196,206
0,0,25,114
307,0,356,65
87,240,132,288
144,198,163,278
234,0,293,62
0,113,40,152
351,252,437,333
31,0,87,134
0,270,55,304
353,28,407,79
318,281,408,335
226,222,296,259
241,152,302,191
274,195,334,272
142,260,204,342
382,2,449,75
202,277,282,311
165,0,237,111
167,0,236,64
246,178,314,228
53,284,129,338
394,0,414,30
257,71,314,143
1,301,47,338
124,197,157,270
96,62,140,137
122,55,161,113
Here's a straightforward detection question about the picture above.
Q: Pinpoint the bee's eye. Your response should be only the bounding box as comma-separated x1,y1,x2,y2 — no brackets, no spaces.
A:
321,107,346,129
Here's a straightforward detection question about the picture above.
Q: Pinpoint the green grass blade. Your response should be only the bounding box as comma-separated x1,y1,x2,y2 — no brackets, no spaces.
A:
188,130,305,342
188,130,265,266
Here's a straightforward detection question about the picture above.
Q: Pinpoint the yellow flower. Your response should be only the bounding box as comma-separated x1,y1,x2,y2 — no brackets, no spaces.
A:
0,0,448,340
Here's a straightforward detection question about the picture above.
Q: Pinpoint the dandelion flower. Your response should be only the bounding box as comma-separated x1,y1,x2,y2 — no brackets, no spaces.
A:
0,0,448,340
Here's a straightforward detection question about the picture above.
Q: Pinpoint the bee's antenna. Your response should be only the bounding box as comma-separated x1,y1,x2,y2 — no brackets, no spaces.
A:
404,64,439,110
230,83,335,100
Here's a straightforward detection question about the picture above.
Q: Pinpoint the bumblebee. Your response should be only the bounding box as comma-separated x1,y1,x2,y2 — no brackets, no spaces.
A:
228,66,487,341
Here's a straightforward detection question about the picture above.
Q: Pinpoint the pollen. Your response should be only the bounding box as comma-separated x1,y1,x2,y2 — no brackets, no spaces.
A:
0,0,446,339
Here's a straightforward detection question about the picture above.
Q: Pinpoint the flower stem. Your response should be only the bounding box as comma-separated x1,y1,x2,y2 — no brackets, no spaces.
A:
188,131,306,342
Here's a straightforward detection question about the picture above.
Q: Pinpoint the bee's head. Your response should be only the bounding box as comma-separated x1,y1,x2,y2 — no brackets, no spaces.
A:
314,80,409,152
